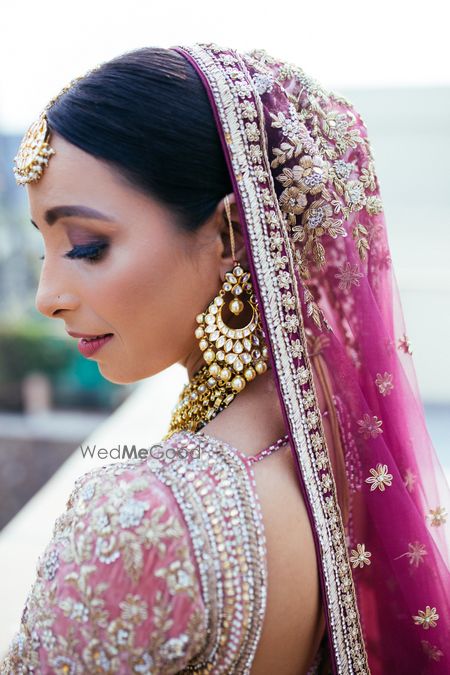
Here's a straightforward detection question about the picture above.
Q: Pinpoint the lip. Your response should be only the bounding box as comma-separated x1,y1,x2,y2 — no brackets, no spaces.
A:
67,330,111,339
77,334,113,358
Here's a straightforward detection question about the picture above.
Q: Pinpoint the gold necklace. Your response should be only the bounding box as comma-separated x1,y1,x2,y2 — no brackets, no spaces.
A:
163,359,270,441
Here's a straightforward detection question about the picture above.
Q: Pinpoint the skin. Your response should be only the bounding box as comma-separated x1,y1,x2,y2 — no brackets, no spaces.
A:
29,131,245,385
28,131,333,673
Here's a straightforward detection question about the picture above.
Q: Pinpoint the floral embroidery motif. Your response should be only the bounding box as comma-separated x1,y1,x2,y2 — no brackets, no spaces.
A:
0,429,276,674
119,594,148,624
412,605,440,630
349,543,372,569
365,463,393,492
263,60,383,276
398,334,413,354
1,456,209,674
403,468,417,492
406,541,428,567
252,72,274,95
375,372,394,396
394,541,428,567
335,261,364,292
288,338,304,359
421,640,444,661
357,413,383,439
175,43,372,675
426,505,448,527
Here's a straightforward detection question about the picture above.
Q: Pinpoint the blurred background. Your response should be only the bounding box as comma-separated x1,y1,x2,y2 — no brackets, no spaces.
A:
0,0,449,651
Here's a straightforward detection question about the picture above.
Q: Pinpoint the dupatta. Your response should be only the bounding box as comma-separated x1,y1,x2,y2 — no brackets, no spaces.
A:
172,42,450,674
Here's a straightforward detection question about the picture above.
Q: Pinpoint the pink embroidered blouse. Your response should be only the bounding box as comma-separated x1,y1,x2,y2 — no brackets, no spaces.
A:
0,429,326,674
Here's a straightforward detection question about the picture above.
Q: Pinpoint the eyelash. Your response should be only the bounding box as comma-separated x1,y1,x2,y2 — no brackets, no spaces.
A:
39,242,109,263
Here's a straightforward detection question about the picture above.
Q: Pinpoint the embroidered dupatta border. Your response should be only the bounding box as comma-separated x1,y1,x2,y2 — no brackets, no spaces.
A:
173,43,370,674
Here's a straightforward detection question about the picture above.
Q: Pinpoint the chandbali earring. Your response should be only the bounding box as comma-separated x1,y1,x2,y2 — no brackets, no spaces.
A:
195,194,270,391
164,195,271,439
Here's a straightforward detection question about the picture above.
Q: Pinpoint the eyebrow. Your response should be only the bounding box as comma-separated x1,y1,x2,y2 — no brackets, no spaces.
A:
30,205,117,229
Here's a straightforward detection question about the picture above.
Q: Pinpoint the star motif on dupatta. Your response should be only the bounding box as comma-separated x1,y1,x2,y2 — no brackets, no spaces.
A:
426,505,448,527
421,639,444,662
412,605,439,630
334,261,364,292
398,333,413,354
406,541,428,567
375,371,394,396
403,468,417,493
357,413,383,439
365,463,393,492
349,543,372,569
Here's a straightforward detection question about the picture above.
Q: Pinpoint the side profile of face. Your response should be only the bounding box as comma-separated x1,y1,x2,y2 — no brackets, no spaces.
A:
28,131,246,384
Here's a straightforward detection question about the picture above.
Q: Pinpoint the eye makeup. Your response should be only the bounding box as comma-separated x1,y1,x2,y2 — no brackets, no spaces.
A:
64,241,109,262
39,242,109,263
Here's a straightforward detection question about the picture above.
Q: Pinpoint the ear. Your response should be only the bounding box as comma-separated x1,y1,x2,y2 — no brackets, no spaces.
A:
216,193,248,280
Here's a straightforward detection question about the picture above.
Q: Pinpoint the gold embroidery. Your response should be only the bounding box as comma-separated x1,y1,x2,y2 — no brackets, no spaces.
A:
421,640,444,661
427,505,448,527
398,334,413,354
349,543,372,569
357,413,383,439
334,262,364,292
403,468,417,493
351,223,370,261
0,429,275,674
375,372,394,396
365,463,393,492
266,76,382,276
0,461,208,674
393,541,428,567
412,606,440,630
174,42,371,675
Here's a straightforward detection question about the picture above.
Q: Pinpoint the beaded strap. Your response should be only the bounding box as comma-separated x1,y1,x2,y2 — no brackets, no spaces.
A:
247,433,290,465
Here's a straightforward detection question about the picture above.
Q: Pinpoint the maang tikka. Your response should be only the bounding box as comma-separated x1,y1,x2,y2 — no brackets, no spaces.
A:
165,195,271,439
12,66,102,186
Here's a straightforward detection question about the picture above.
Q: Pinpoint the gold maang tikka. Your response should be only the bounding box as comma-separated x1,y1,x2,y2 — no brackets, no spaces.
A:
12,67,101,186
164,195,271,439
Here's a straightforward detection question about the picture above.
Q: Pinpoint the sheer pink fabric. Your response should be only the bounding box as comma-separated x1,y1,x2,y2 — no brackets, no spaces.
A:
285,66,450,673
173,44,450,673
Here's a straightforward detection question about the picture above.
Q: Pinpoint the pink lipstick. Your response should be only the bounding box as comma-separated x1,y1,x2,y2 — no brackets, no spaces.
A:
77,334,113,357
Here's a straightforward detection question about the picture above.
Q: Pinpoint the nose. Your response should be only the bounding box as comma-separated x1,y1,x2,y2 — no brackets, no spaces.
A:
35,268,80,318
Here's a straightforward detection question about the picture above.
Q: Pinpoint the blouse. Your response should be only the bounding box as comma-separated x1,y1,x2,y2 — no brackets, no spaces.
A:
0,429,328,674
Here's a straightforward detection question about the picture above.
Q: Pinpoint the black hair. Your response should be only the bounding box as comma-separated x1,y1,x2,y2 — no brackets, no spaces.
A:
46,47,233,232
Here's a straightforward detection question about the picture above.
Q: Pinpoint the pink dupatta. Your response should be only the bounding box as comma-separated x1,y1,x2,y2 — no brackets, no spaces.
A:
172,42,450,673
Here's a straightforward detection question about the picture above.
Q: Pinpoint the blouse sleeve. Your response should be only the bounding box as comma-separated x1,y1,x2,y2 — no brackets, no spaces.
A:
0,460,208,674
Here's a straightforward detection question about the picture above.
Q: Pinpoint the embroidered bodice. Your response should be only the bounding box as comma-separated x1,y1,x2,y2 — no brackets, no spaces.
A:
2,429,316,674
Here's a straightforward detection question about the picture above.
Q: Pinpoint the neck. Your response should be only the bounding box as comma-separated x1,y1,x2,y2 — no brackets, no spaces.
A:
197,365,287,458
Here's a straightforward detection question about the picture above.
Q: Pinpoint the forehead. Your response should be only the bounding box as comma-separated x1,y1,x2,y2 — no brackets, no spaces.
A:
25,131,175,232
26,132,121,206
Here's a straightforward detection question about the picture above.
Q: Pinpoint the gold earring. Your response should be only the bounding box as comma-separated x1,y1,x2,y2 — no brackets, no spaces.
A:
163,196,271,439
194,194,270,393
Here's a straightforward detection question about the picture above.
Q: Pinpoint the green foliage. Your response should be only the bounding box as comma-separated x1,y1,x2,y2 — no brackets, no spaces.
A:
0,322,73,381
0,321,124,411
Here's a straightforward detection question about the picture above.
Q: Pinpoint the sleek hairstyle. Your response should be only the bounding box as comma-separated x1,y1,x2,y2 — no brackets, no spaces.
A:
46,47,233,232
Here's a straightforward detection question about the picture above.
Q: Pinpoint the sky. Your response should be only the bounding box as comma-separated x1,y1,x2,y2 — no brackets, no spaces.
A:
1,0,449,133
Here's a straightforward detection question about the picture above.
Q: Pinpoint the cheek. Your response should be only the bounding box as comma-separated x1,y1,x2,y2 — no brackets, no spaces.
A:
100,239,213,352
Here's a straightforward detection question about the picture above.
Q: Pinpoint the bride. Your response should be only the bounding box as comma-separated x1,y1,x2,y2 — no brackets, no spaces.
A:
2,43,448,674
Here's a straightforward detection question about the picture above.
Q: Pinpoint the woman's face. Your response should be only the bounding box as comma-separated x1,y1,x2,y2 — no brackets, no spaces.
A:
27,132,240,384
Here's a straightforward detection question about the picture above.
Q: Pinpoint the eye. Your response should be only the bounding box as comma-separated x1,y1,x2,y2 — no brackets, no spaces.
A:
64,242,109,263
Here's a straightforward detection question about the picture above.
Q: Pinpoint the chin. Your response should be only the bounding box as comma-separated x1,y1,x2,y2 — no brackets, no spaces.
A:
97,360,158,386
96,362,138,386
